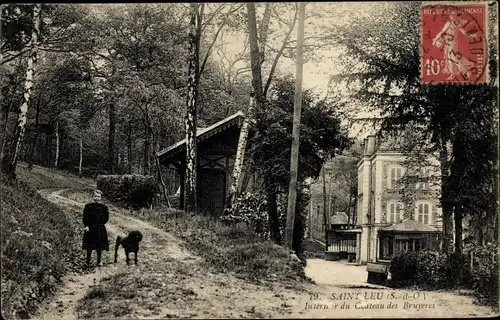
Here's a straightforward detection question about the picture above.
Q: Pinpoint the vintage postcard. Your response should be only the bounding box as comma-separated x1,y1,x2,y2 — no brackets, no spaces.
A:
1,1,498,319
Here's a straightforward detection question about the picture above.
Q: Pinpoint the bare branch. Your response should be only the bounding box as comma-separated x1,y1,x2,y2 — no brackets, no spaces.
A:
199,3,244,77
201,4,225,30
263,6,299,98
1,48,30,65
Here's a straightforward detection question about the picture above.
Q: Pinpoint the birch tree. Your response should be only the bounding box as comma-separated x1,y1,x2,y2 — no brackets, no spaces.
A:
227,3,272,207
284,2,306,250
184,3,202,212
1,4,42,179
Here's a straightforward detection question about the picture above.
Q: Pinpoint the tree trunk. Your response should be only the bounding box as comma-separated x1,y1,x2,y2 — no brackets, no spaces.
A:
322,163,329,230
28,97,41,170
246,3,265,115
143,120,151,176
439,137,453,254
78,131,83,177
54,119,59,168
328,168,333,216
179,168,185,211
1,4,41,179
266,187,281,244
241,160,253,193
127,121,133,174
45,130,50,167
454,205,463,255
347,192,353,227
227,95,255,207
259,3,272,62
352,196,358,226
226,4,273,210
284,2,306,251
185,3,201,213
108,103,116,174
0,97,14,163
155,154,171,209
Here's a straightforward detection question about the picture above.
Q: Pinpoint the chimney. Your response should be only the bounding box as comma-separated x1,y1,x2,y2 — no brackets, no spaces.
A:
365,135,376,155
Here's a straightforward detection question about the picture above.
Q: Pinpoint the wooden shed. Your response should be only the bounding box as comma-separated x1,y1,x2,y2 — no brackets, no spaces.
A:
157,112,245,215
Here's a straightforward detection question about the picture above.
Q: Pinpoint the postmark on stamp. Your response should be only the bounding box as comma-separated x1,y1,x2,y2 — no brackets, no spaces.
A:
420,2,488,84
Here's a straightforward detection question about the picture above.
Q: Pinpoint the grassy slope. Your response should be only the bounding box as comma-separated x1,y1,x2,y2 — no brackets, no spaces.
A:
1,163,94,319
125,207,310,285
2,164,310,318
16,162,95,190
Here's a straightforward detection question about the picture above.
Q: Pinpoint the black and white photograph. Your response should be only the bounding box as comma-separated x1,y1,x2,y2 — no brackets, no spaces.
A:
1,1,499,319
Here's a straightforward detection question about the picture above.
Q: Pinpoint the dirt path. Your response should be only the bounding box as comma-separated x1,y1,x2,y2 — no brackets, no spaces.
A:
32,189,497,319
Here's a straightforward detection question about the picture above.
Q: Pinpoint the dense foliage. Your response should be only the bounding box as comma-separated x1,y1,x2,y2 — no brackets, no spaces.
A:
389,245,499,307
220,192,269,238
327,1,498,251
96,174,158,209
246,76,352,244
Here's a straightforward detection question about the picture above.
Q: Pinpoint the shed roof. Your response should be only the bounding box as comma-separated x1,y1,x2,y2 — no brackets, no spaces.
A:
156,111,244,159
379,218,439,233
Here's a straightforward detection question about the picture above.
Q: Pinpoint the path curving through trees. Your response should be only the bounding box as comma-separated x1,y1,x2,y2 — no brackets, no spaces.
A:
32,189,497,319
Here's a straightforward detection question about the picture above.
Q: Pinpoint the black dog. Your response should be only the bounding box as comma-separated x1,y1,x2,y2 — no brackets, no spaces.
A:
114,231,143,265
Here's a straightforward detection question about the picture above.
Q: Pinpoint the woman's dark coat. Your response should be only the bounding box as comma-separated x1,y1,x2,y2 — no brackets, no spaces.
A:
82,202,110,251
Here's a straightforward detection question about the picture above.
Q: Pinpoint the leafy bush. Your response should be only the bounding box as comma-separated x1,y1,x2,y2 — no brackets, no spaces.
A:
97,174,158,209
220,188,310,258
388,244,498,307
389,251,419,287
220,192,269,240
464,243,498,307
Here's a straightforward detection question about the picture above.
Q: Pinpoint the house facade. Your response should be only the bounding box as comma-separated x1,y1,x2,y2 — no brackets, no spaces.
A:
356,134,442,264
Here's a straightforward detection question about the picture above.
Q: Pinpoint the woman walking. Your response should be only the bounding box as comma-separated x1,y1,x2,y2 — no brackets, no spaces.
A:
82,189,109,267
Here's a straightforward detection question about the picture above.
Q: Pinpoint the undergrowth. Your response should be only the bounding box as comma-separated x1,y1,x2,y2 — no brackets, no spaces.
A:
1,165,92,319
16,162,95,190
126,206,310,285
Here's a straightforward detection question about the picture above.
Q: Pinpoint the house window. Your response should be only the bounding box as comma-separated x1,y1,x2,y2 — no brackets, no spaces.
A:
416,202,431,224
388,201,403,223
416,168,429,190
388,166,403,189
379,234,439,260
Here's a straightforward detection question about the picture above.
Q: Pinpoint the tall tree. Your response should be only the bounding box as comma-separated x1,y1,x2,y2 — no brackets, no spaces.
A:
1,4,41,179
250,76,352,248
184,3,201,212
285,2,306,251
326,1,498,254
1,58,25,163
227,3,273,208
246,3,265,113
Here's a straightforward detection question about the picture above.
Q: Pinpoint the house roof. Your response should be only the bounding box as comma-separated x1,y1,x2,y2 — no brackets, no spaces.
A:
330,212,349,225
156,111,245,159
379,218,439,233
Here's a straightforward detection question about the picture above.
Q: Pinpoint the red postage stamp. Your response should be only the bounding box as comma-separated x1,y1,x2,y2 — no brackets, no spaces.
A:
420,2,488,84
